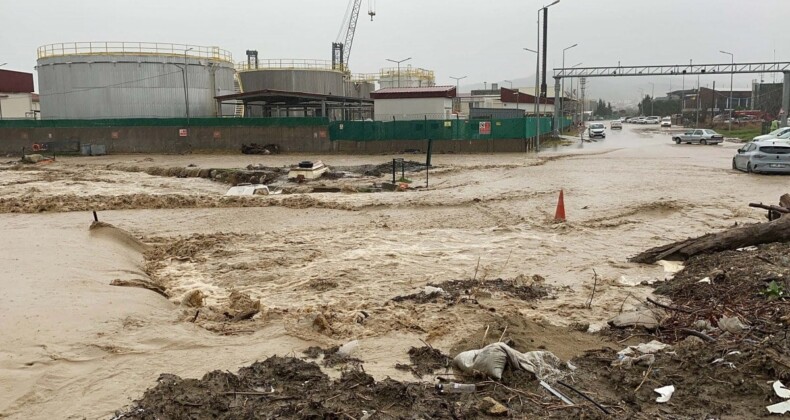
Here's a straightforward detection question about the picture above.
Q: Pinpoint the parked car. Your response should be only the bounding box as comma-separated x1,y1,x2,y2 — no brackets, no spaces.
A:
732,139,790,174
646,116,661,124
634,117,647,124
660,117,672,128
753,127,790,142
672,129,724,145
611,120,623,129
588,123,606,138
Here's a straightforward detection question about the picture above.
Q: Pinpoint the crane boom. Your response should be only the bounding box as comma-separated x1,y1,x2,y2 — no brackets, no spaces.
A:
332,0,374,72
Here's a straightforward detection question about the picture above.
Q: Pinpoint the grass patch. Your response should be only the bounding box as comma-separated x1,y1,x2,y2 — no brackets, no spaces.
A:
712,126,762,142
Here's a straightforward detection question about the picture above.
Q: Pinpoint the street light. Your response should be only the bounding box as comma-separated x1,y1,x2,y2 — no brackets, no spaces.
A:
524,47,538,118
720,50,734,131
386,57,412,88
449,75,467,92
536,0,561,146
561,43,578,120
569,62,582,123
648,82,655,115
0,63,7,67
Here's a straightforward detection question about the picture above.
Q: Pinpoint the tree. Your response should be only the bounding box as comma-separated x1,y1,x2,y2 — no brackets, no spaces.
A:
593,99,612,117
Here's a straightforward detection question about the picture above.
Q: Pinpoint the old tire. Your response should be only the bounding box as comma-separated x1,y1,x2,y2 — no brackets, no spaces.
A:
732,158,738,170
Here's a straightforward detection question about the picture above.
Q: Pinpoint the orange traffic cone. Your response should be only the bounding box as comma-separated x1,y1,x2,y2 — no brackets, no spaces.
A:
554,189,566,222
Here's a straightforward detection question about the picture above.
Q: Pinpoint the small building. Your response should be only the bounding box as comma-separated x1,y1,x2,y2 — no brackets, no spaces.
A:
462,86,556,117
370,86,456,121
0,69,39,119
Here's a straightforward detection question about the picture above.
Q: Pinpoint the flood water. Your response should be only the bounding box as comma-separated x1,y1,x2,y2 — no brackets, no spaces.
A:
1,124,785,419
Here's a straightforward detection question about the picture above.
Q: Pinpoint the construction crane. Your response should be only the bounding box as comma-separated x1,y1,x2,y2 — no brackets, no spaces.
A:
332,0,375,73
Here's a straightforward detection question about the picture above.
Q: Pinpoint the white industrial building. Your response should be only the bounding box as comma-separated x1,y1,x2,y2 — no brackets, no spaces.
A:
370,86,456,121
0,69,39,119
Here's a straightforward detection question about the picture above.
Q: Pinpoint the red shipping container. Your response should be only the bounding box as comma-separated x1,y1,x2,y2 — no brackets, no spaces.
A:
0,69,34,93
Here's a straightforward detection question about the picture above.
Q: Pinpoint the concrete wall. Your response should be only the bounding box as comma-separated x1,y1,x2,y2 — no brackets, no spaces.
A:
374,97,453,121
0,124,535,155
0,125,333,155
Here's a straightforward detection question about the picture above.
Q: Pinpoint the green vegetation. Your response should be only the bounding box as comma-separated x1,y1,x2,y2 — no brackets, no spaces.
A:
638,96,681,117
593,99,614,118
714,126,762,142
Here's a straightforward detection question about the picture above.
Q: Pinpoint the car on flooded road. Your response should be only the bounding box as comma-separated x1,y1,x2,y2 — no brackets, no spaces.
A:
733,140,790,174
588,123,606,138
610,120,622,130
753,127,790,142
660,117,672,128
672,129,724,145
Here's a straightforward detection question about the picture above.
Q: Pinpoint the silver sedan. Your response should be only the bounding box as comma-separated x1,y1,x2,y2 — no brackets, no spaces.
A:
672,129,724,145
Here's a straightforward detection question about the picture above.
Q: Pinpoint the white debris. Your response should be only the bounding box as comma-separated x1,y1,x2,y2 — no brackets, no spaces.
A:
774,381,790,399
654,385,675,403
337,340,360,357
423,286,445,295
656,260,684,280
697,277,711,284
767,400,790,414
737,246,758,252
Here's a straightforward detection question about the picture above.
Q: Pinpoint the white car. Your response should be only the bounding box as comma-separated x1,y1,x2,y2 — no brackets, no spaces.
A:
753,127,790,142
660,117,672,128
588,123,606,138
733,139,790,174
645,116,661,124
611,120,623,129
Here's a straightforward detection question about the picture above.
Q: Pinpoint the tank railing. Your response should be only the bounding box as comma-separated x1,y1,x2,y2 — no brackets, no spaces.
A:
378,66,435,81
37,42,233,63
236,59,344,72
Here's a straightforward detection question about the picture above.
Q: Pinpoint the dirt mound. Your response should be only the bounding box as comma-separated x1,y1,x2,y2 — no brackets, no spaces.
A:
115,354,614,419
395,346,451,378
0,193,356,214
393,277,551,304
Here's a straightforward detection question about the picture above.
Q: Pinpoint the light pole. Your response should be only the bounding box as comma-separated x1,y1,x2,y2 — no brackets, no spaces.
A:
648,82,655,115
720,50,734,131
569,62,582,123
450,75,467,92
184,47,193,121
450,75,467,115
386,57,412,88
536,0,560,144
524,47,538,116
561,43,577,121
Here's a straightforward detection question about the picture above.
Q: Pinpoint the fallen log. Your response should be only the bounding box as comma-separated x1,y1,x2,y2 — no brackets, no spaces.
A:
630,214,790,264
748,203,790,214
110,278,169,298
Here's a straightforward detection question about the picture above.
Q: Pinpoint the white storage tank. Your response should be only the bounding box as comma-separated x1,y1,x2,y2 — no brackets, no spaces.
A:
36,42,236,119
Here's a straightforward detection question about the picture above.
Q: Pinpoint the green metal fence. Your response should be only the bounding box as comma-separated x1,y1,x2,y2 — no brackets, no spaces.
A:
0,117,329,129
328,117,570,141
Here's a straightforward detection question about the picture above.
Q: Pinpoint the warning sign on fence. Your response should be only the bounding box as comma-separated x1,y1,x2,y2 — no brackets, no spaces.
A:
479,121,491,135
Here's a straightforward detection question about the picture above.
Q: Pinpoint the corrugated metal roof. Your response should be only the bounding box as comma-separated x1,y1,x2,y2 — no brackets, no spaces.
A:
0,69,34,93
373,86,455,94
371,86,456,99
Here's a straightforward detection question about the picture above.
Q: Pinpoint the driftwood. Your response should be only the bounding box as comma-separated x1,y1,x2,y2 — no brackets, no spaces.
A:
631,212,790,264
110,278,168,298
748,203,790,214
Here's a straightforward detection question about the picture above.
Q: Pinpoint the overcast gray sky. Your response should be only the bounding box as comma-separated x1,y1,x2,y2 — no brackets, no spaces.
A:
2,0,788,100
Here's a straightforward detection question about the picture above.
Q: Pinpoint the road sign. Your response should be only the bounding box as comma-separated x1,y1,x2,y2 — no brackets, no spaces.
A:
479,121,491,135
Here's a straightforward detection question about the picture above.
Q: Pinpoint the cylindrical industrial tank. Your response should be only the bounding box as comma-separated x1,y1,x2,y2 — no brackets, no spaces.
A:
36,42,236,119
237,59,352,97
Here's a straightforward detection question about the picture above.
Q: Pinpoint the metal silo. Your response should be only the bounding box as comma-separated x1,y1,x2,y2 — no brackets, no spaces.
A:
36,42,235,119
236,59,348,97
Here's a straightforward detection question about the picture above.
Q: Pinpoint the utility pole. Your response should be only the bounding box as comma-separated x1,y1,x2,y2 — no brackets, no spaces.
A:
562,43,578,120
720,50,734,131
535,0,560,148
648,82,655,115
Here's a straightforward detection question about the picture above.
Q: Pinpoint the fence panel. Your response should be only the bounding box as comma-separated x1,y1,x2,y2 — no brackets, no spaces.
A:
328,117,562,142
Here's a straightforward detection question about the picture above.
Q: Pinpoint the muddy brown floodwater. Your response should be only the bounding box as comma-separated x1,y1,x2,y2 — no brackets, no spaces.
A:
0,125,786,419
